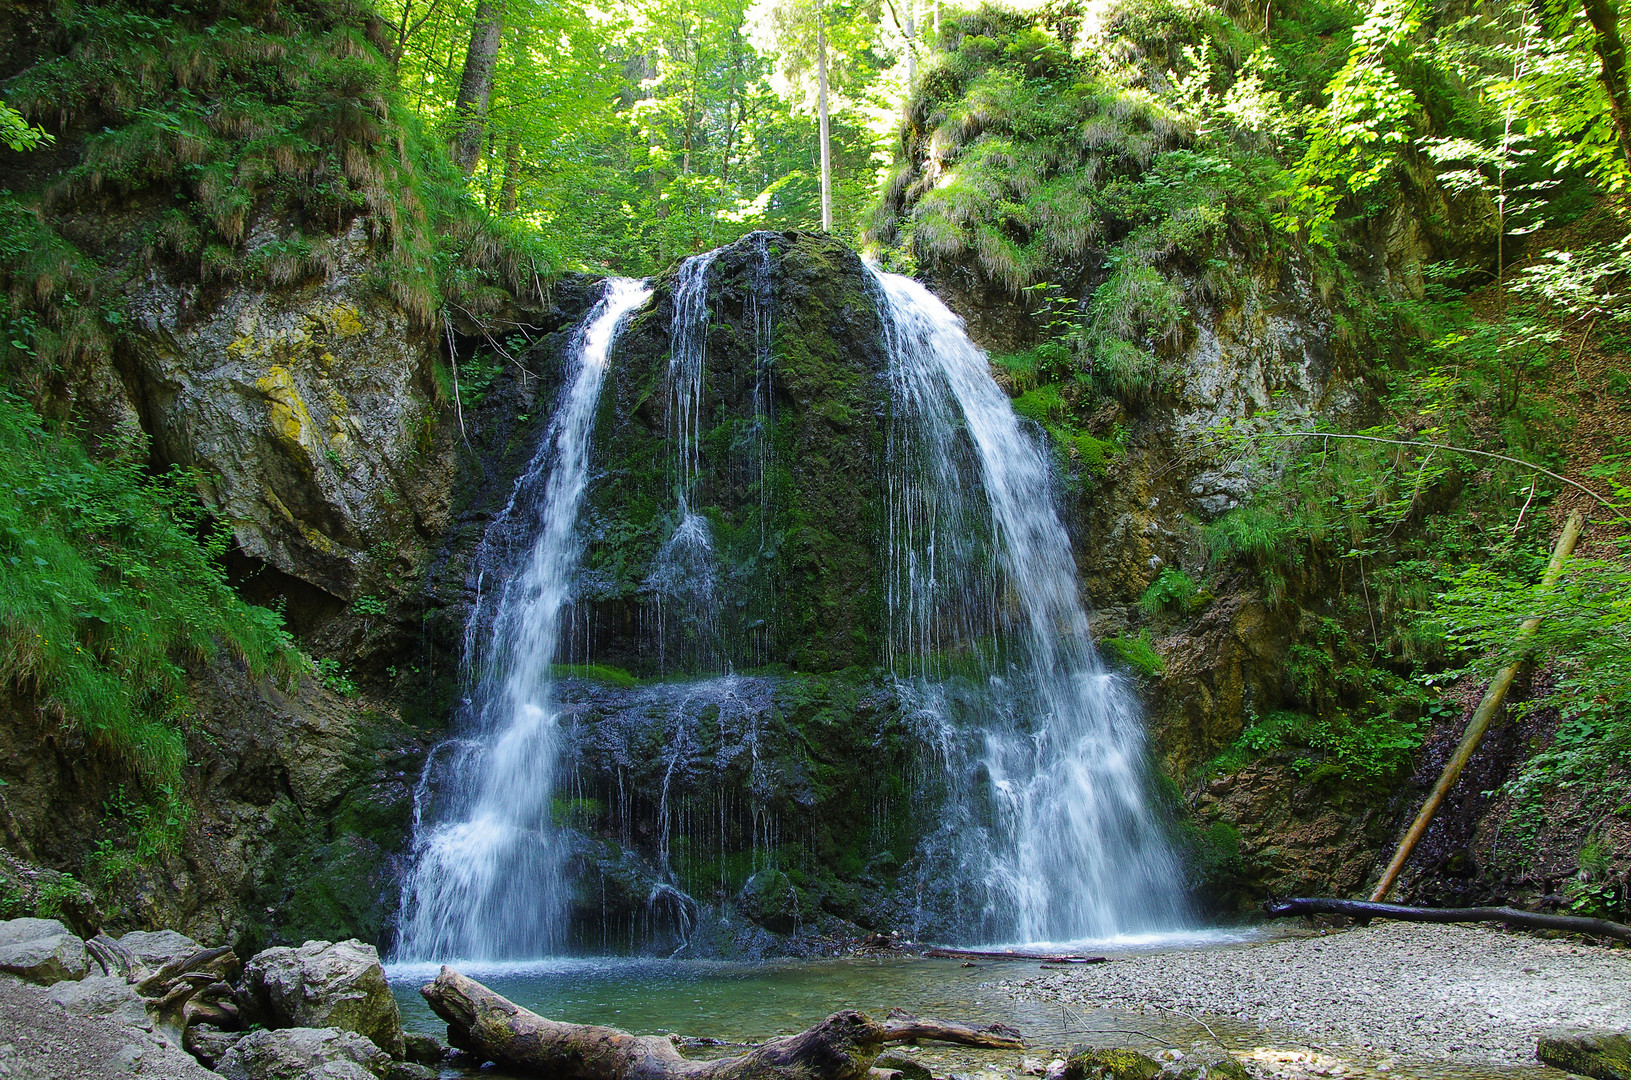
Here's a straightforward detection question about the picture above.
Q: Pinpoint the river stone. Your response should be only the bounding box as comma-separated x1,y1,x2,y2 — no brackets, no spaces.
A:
1537,1029,1631,1080
217,1026,389,1080
241,939,405,1058
0,918,89,985
1065,1049,1163,1080
877,1055,933,1080
383,1063,438,1080
118,928,202,973
401,1031,446,1065
46,973,150,1027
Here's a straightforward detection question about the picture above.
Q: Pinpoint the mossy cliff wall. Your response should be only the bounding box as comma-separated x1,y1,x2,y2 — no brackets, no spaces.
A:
575,232,889,675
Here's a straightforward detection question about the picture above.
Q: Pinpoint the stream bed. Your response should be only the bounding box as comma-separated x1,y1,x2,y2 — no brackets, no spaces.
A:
386,927,1580,1080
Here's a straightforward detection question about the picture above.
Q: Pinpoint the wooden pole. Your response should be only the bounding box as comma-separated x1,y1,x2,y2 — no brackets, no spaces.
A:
1370,509,1586,902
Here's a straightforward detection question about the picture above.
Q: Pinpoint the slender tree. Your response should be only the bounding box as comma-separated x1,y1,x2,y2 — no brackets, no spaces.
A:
817,4,832,230
1577,0,1631,171
450,0,505,173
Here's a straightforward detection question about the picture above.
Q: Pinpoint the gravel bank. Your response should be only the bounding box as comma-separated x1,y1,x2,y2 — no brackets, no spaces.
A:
1000,923,1631,1068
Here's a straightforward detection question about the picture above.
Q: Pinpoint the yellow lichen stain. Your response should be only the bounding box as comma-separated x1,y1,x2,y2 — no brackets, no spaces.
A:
256,366,322,469
325,304,367,339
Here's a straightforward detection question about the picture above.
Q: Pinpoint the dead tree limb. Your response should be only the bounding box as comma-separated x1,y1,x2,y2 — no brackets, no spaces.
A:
1371,509,1585,902
421,967,1023,1080
1265,898,1631,942
923,947,1107,965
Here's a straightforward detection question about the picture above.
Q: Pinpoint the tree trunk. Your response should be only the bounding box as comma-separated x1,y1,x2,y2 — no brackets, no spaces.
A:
421,968,1023,1080
450,0,504,174
1266,898,1631,942
817,6,833,232
499,134,520,212
906,0,916,86
1580,0,1631,173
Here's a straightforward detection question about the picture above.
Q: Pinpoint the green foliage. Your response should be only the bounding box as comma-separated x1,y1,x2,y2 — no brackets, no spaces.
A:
1140,567,1200,616
0,100,52,151
0,392,295,802
1102,629,1166,677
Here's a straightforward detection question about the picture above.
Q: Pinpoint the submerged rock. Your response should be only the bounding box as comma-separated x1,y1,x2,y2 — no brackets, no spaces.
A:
1537,1029,1631,1080
0,917,89,985
1065,1048,1163,1080
216,1026,390,1080
240,939,405,1058
400,1030,447,1065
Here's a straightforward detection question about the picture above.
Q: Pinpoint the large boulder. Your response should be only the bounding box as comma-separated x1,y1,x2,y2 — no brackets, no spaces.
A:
1538,1029,1631,1080
0,917,89,985
46,973,149,1027
216,1026,389,1080
241,939,405,1058
117,929,201,974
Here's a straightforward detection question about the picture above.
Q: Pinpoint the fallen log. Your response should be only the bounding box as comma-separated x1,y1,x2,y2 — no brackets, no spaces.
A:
922,948,1107,964
1265,897,1631,942
420,967,1023,1080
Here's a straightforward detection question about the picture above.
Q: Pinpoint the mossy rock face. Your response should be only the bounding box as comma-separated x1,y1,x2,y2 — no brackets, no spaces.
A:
1537,1030,1631,1080
576,231,888,675
1065,1048,1163,1080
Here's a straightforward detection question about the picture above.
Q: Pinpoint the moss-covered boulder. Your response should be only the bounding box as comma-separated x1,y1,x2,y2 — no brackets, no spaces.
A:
1064,1048,1163,1080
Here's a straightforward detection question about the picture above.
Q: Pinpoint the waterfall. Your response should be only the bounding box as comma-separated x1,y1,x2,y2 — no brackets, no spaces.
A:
396,278,651,962
646,251,724,673
870,266,1191,944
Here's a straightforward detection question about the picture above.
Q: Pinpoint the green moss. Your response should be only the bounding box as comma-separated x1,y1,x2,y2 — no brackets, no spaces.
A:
552,663,639,686
1065,1048,1162,1080
1101,629,1165,678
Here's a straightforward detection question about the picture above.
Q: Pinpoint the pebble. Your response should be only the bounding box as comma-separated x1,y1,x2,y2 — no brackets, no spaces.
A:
1000,922,1631,1066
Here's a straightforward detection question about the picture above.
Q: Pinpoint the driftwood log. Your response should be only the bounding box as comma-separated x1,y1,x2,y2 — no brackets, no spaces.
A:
1266,897,1631,942
923,947,1107,965
421,967,1023,1080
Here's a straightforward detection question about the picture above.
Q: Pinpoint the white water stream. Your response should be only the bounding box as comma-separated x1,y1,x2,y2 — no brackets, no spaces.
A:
396,278,651,961
871,267,1190,944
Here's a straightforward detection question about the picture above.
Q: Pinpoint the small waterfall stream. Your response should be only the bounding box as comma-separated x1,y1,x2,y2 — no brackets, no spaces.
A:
870,266,1190,943
397,278,651,961
396,243,1188,963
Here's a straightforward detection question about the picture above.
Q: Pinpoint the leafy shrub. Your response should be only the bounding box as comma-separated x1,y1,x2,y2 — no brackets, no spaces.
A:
1140,567,1200,615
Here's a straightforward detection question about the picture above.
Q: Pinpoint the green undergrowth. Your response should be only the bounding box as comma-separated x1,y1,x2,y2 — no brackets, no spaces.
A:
0,391,297,846
0,0,557,403
1102,628,1166,678
551,662,640,687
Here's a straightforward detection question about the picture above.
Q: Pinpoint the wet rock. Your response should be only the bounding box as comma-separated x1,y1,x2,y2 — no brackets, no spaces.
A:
1065,1048,1163,1080
401,1031,446,1065
216,1026,390,1080
46,974,149,1027
877,1054,934,1080
241,939,405,1058
1045,1060,1068,1080
383,1063,438,1080
736,869,808,933
1163,1055,1252,1080
1537,1029,1631,1080
0,918,89,985
185,1022,247,1069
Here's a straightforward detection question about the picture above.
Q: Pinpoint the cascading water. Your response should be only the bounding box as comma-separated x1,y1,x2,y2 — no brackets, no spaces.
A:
646,251,724,672
396,278,651,962
870,266,1191,944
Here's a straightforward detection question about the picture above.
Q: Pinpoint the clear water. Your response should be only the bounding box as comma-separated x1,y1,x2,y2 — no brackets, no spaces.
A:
871,267,1190,944
395,279,652,962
